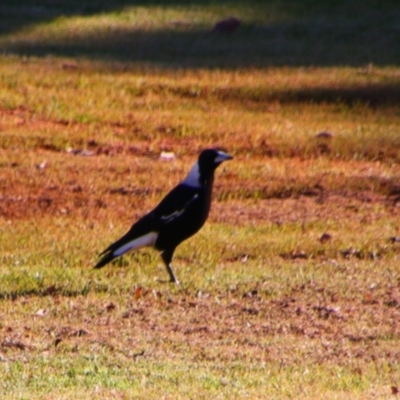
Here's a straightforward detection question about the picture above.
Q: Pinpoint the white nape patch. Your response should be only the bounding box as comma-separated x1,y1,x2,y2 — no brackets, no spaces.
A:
214,150,232,163
182,161,201,188
114,232,158,257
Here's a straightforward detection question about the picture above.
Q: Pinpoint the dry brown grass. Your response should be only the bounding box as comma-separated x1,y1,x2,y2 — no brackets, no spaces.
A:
0,14,399,397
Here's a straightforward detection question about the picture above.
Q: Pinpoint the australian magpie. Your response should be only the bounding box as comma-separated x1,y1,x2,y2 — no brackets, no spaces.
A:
94,148,232,284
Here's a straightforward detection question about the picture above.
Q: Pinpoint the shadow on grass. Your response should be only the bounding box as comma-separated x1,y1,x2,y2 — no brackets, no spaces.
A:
0,1,399,68
274,84,400,107
172,82,400,107
0,0,155,35
2,24,400,69
0,1,399,109
0,287,87,300
0,278,112,299
0,281,113,299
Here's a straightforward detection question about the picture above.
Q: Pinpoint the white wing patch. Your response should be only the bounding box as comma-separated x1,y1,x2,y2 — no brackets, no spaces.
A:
113,232,158,257
160,194,199,223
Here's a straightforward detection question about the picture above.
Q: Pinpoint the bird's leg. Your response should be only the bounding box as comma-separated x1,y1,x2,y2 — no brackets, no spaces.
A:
166,264,179,285
160,248,179,285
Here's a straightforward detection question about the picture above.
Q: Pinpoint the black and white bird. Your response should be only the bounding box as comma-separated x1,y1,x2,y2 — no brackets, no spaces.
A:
94,148,232,284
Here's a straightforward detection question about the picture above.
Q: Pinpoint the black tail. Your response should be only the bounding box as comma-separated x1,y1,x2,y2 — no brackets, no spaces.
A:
94,213,156,269
94,251,115,269
93,227,137,270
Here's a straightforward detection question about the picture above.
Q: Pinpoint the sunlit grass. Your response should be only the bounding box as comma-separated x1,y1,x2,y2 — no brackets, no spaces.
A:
1,210,399,398
0,57,399,162
1,213,398,298
0,1,399,398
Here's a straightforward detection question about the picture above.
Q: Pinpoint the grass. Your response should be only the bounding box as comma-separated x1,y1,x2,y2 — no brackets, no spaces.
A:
1,0,400,67
0,1,400,398
0,60,399,162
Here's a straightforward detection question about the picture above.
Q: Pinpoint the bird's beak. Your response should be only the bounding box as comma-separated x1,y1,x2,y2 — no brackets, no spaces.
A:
215,151,233,163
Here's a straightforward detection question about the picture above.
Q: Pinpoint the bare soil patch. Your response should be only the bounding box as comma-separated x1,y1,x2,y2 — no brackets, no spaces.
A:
2,283,400,368
0,171,397,224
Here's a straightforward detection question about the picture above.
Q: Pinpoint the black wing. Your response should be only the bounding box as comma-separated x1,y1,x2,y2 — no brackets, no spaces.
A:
151,184,200,222
94,184,200,269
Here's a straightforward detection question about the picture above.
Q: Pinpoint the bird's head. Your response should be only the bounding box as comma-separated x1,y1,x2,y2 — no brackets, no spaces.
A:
198,148,233,171
183,148,233,187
